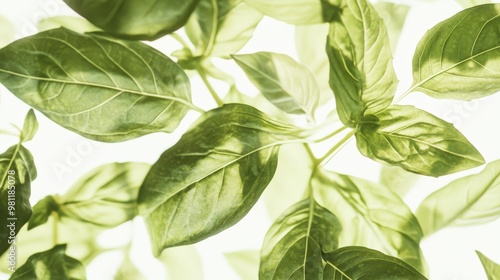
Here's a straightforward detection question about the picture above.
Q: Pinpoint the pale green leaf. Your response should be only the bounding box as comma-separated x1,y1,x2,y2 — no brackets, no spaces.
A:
159,246,203,280
415,160,500,236
114,254,146,280
411,4,500,99
10,244,86,280
185,0,263,58
20,109,38,143
326,0,398,127
38,16,101,33
260,199,342,279
233,52,320,119
58,162,150,228
312,169,426,273
0,28,197,142
0,145,37,255
356,105,484,177
322,246,427,279
476,251,500,280
63,0,200,40
372,2,410,52
224,250,259,280
243,0,339,24
138,104,300,256
455,0,492,8
0,16,14,48
379,165,421,198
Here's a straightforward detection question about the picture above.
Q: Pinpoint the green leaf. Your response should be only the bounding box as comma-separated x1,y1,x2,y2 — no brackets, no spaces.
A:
61,162,150,228
233,52,320,120
0,28,198,142
63,0,200,40
38,16,101,34
379,165,421,198
455,0,492,8
27,196,59,230
312,169,426,273
356,105,484,177
20,109,38,143
243,0,339,24
10,244,86,280
159,246,204,280
260,199,342,279
0,16,14,48
476,251,500,280
224,250,259,280
185,0,263,58
322,246,427,279
0,145,37,255
326,0,398,127
138,104,299,256
415,160,500,236
114,254,146,280
372,2,410,52
411,4,500,100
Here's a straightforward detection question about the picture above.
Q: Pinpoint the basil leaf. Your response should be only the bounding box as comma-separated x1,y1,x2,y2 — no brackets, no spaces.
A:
0,16,13,48
455,0,492,8
233,52,320,120
372,2,410,52
326,0,397,127
260,199,342,279
322,246,427,279
224,250,259,280
63,0,200,40
0,28,198,142
379,165,421,198
312,169,426,273
138,104,299,256
38,16,101,34
20,109,38,143
244,0,339,24
27,195,59,230
114,254,146,280
10,244,86,280
411,4,500,99
159,246,204,280
0,145,37,255
356,105,484,177
185,0,263,58
476,251,500,280
415,160,500,236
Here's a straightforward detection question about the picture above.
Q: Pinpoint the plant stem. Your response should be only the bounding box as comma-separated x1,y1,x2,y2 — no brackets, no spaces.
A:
197,66,224,107
317,129,356,167
52,211,59,246
168,33,190,49
312,125,349,143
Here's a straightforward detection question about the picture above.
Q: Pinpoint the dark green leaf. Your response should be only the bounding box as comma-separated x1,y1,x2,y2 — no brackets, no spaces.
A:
233,52,320,119
27,196,59,230
138,104,300,256
322,246,427,280
411,4,500,99
63,0,200,40
356,105,484,176
312,169,426,273
10,244,86,280
415,160,500,236
0,145,37,255
244,0,339,24
185,0,263,58
0,28,198,142
58,162,149,227
20,109,38,143
260,199,342,279
326,0,397,127
476,251,500,280
224,250,259,280
38,16,101,34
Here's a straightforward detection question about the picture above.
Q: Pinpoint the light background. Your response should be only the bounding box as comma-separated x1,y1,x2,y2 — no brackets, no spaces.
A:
0,0,500,279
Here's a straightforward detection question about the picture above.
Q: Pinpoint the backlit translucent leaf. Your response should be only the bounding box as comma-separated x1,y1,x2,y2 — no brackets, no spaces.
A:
476,251,500,280
20,109,38,143
415,160,500,236
326,0,397,127
10,244,86,280
114,254,146,280
412,4,500,99
0,16,14,48
356,105,484,176
138,104,300,256
0,28,197,142
312,169,426,273
233,52,320,119
159,246,203,280
260,199,342,279
244,0,339,24
63,0,200,40
224,250,259,280
185,0,263,58
372,2,410,52
323,246,427,279
38,16,101,33
379,165,421,198
455,0,492,8
27,195,58,230
0,145,37,255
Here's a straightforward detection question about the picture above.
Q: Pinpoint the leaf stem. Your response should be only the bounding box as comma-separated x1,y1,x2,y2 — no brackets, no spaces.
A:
168,33,191,49
317,130,356,167
312,125,349,143
52,211,59,246
197,66,224,107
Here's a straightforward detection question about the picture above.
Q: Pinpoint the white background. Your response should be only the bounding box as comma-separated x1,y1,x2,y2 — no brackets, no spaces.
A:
1,0,500,279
